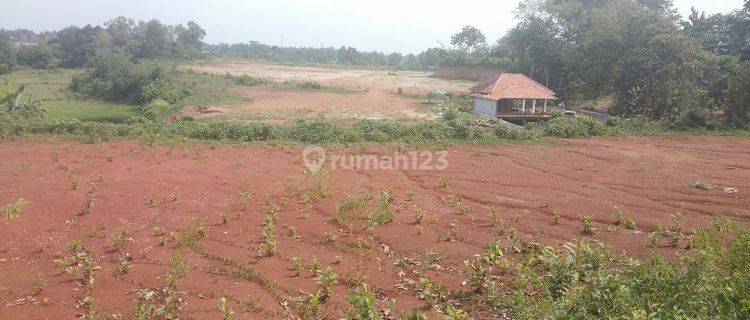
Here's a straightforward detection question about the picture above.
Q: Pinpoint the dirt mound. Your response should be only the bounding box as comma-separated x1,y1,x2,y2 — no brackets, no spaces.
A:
432,64,504,81
1,137,748,319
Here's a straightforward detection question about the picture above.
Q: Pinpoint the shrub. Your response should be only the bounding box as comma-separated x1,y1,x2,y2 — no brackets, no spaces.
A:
297,81,322,89
16,44,58,69
140,79,190,105
346,285,382,320
287,119,357,143
70,53,189,105
543,115,606,137
352,120,408,142
225,73,269,87
141,99,172,121
0,84,46,120
510,226,750,319
494,125,537,140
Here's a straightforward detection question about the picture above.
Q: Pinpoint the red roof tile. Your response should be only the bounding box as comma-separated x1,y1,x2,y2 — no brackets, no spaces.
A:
472,73,556,100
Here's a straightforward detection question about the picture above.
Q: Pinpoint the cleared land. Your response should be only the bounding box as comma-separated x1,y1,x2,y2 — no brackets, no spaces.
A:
185,60,474,122
0,136,748,318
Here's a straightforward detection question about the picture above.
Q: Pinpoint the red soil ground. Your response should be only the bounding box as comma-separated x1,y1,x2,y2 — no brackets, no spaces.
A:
1,137,748,319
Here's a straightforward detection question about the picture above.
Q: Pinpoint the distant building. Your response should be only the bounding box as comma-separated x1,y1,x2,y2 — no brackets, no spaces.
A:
472,73,557,122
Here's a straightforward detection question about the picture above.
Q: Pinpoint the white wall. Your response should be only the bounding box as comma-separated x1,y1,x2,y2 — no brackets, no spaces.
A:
473,98,497,116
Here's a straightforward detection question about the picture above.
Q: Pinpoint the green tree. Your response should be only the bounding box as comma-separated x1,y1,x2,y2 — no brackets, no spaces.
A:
137,20,173,59
105,17,136,52
451,25,487,53
176,21,206,54
0,31,15,74
724,60,750,127
53,25,100,67
16,44,57,69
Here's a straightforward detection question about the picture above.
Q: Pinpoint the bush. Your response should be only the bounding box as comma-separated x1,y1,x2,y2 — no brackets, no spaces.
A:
543,115,606,137
224,73,269,87
297,81,322,89
16,44,58,69
494,125,537,140
141,99,172,121
0,32,13,75
0,85,45,120
510,223,750,319
352,120,408,142
140,79,190,105
286,119,357,143
70,53,189,105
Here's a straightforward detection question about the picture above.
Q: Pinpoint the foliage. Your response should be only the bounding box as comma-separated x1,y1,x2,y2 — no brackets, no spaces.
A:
224,73,270,87
141,99,172,121
346,285,383,320
494,125,537,140
451,25,487,53
70,52,189,105
543,115,606,138
0,84,46,120
0,31,15,74
723,60,750,128
16,44,58,69
2,198,28,222
507,223,750,319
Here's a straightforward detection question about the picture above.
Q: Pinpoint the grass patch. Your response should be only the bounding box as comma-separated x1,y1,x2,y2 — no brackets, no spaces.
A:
278,81,360,95
175,72,248,108
2,68,139,122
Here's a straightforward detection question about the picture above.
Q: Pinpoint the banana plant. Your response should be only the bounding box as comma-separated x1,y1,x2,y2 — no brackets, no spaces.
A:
0,83,45,119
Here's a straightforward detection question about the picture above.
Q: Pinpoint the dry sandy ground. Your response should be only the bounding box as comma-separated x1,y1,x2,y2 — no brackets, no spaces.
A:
0,137,748,319
186,60,474,122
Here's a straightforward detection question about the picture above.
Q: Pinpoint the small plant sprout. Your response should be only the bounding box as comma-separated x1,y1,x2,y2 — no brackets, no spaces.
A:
115,254,133,275
323,232,337,244
152,226,165,236
258,216,277,256
2,198,28,222
78,183,97,216
292,257,304,277
439,220,461,241
405,189,416,201
314,266,338,302
220,212,229,224
464,255,492,292
613,207,624,226
439,177,449,188
112,229,134,250
490,208,500,226
218,297,234,320
483,239,509,271
580,215,595,235
411,205,424,224
625,218,637,230
310,255,321,273
552,211,561,225
68,169,78,190
238,192,250,210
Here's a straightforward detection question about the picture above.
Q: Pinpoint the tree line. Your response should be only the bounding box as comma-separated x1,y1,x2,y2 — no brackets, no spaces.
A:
207,42,449,69
0,17,206,71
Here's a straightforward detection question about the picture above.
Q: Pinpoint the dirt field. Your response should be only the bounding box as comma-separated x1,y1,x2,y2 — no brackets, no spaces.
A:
1,137,749,319
186,60,473,122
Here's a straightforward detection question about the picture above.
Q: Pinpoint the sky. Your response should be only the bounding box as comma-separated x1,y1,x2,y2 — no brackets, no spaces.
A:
0,0,745,53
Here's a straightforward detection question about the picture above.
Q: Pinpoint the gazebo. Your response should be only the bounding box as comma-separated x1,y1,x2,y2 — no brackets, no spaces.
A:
472,73,557,122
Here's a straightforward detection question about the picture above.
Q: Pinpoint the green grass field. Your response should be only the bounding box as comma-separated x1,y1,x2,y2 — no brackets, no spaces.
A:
175,72,248,108
2,68,248,123
2,68,140,123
